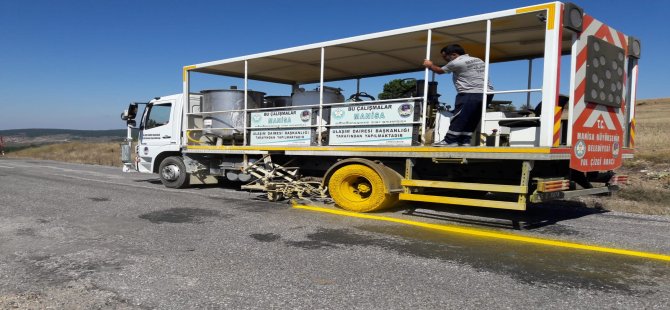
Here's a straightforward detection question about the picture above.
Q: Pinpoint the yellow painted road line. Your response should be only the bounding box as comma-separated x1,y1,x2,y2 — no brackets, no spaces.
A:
292,204,670,262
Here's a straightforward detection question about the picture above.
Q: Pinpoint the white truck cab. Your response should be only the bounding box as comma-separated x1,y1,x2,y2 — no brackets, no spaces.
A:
136,95,182,173
121,94,202,187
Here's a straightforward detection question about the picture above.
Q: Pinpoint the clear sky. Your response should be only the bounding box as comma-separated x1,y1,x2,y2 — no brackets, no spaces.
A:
0,0,667,130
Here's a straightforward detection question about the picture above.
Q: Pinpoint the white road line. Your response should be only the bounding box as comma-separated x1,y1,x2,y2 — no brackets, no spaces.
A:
46,173,238,199
0,163,34,168
5,160,245,199
1,162,124,179
0,165,15,168
48,173,171,192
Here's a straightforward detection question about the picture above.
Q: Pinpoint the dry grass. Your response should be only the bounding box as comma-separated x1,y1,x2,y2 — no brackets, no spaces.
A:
631,98,670,164
588,171,670,215
6,142,124,167
599,98,670,215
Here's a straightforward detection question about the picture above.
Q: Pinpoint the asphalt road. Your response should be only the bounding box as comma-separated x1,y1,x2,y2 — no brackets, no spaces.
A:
1,158,669,309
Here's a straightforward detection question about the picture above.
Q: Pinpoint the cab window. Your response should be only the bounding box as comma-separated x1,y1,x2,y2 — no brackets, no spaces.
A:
144,104,171,129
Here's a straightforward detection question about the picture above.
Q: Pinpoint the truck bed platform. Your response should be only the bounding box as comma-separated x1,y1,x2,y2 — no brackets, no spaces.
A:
185,145,634,161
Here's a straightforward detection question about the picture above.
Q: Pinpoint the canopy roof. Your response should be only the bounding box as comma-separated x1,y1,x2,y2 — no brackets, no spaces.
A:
191,3,574,85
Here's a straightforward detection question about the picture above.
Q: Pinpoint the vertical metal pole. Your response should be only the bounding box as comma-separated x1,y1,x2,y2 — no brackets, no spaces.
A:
182,65,194,148
126,125,132,144
421,29,432,145
356,78,360,95
625,58,639,148
526,59,533,107
404,158,413,194
517,160,533,210
539,3,562,147
480,20,492,136
318,47,325,146
243,60,248,146
567,32,578,146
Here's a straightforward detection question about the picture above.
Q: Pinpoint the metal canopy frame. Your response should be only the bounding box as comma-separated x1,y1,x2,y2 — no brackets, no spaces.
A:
182,2,579,148
186,5,571,85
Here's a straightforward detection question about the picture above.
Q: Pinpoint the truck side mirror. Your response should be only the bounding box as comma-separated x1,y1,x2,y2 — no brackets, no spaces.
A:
127,103,139,120
122,102,142,127
121,110,129,121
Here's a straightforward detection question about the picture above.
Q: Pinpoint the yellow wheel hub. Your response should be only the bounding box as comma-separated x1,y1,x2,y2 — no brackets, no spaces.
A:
339,176,372,201
328,164,398,212
356,182,371,194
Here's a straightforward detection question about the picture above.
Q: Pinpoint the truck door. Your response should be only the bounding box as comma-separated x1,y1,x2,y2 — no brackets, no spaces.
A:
138,100,178,173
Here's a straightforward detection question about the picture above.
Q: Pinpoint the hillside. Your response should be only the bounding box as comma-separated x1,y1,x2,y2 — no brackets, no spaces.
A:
0,128,126,138
0,128,127,152
4,142,124,167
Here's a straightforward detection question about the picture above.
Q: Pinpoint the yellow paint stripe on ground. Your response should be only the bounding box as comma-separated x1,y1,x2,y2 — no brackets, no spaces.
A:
292,204,670,262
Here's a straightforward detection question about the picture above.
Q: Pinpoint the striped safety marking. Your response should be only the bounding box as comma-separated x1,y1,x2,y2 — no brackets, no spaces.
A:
552,4,564,147
553,104,563,147
629,66,639,148
630,118,636,147
573,15,629,131
293,204,670,262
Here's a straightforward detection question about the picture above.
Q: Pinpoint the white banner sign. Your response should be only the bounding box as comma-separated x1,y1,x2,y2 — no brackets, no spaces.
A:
330,101,415,126
328,125,413,146
249,129,312,146
250,109,312,128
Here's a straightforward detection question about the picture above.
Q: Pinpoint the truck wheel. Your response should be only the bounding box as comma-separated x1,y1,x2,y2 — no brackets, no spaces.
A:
159,156,190,189
328,164,397,212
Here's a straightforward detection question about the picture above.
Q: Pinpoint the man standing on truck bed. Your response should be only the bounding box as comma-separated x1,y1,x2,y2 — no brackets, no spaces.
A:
423,44,494,146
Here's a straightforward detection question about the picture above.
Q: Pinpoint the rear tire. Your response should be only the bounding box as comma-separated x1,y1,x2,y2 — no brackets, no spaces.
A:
159,156,190,189
328,164,397,212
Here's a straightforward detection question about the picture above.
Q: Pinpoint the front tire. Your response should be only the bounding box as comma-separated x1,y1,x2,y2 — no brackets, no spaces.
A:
159,156,190,189
328,164,397,212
